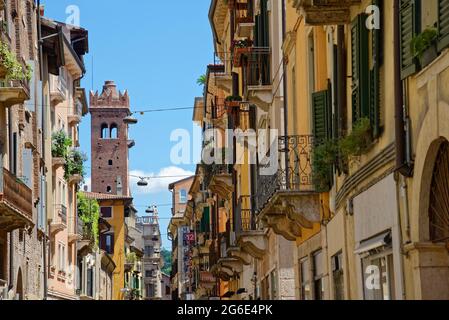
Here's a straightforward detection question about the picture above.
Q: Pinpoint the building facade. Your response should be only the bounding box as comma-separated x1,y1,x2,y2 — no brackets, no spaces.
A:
172,0,449,301
138,208,164,300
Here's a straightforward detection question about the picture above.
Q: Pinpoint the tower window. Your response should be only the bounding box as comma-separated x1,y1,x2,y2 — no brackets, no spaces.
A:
110,124,118,139
101,123,109,139
106,186,112,193
108,160,113,166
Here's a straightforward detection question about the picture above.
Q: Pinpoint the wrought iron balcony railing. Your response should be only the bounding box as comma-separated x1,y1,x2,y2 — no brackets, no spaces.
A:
55,204,67,225
235,195,255,235
202,163,233,189
243,47,271,87
255,135,315,213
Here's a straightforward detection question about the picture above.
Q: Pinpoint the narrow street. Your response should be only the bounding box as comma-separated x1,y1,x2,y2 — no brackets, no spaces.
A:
1,0,449,304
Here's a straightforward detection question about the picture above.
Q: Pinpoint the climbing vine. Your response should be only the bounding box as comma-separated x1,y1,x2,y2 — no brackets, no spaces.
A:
77,192,100,248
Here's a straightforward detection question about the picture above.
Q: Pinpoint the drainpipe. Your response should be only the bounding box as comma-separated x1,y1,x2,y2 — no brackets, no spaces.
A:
7,107,13,293
282,0,289,182
394,0,412,177
36,0,48,300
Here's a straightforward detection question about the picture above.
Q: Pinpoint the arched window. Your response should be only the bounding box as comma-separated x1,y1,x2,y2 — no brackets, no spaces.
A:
429,141,449,242
106,186,112,193
179,189,187,204
101,123,109,139
110,124,118,139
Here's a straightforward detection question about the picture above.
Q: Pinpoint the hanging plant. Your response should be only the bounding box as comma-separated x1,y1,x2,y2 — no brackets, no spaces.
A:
77,192,100,248
51,130,72,158
339,118,373,158
312,139,338,191
64,149,87,181
0,42,32,81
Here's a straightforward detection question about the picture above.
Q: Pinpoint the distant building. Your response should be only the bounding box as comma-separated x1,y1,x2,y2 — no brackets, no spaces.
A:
137,207,163,300
161,273,172,300
168,177,195,300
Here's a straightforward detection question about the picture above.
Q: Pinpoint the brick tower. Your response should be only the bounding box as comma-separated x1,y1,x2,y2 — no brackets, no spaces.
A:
89,81,134,196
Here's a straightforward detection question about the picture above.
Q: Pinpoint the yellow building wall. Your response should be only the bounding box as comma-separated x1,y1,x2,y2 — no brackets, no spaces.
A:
99,200,125,300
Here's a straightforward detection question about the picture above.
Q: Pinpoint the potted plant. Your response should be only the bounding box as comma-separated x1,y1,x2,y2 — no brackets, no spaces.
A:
312,140,338,191
339,118,373,159
411,27,439,69
232,39,253,66
225,95,243,109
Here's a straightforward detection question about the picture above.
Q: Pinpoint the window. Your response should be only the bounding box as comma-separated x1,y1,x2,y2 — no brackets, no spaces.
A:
58,243,65,271
106,234,113,254
110,124,118,139
299,257,310,300
101,123,109,139
313,250,324,300
179,189,187,204
106,186,112,193
362,251,395,300
145,246,154,256
101,207,112,218
87,267,94,297
145,270,153,278
100,233,114,254
351,11,381,136
332,252,344,300
166,285,170,295
108,160,113,166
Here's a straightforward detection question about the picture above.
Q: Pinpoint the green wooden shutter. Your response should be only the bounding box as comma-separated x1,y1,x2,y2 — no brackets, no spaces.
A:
400,0,421,79
438,0,449,52
312,89,331,144
351,14,369,124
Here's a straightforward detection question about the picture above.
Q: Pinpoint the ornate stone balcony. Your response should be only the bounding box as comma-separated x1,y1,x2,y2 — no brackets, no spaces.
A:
256,135,321,241
292,0,361,25
0,168,33,232
203,163,233,200
0,79,30,108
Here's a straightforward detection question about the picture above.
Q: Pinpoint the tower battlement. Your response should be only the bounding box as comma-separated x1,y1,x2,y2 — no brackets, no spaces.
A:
90,80,130,108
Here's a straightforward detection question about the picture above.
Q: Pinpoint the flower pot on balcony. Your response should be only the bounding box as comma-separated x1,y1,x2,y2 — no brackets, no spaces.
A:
420,44,438,69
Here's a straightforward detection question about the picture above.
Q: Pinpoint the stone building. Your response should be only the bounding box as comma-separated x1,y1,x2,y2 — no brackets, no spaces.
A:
138,207,163,300
0,0,46,300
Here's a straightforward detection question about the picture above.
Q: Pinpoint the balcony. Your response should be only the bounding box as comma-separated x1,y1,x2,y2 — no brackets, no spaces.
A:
68,174,82,185
211,53,233,92
52,157,66,170
50,74,67,105
256,135,321,241
234,196,266,259
293,0,361,25
0,168,33,232
231,0,255,38
243,47,272,110
68,101,83,126
0,79,30,108
50,204,67,235
203,163,233,200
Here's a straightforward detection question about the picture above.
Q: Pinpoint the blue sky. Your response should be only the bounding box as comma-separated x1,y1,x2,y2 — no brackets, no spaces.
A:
45,0,212,248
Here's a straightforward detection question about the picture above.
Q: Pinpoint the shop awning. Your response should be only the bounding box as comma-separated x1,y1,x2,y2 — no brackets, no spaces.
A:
354,230,392,255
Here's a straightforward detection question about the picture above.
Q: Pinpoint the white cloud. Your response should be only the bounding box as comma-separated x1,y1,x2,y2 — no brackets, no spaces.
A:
130,166,194,195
